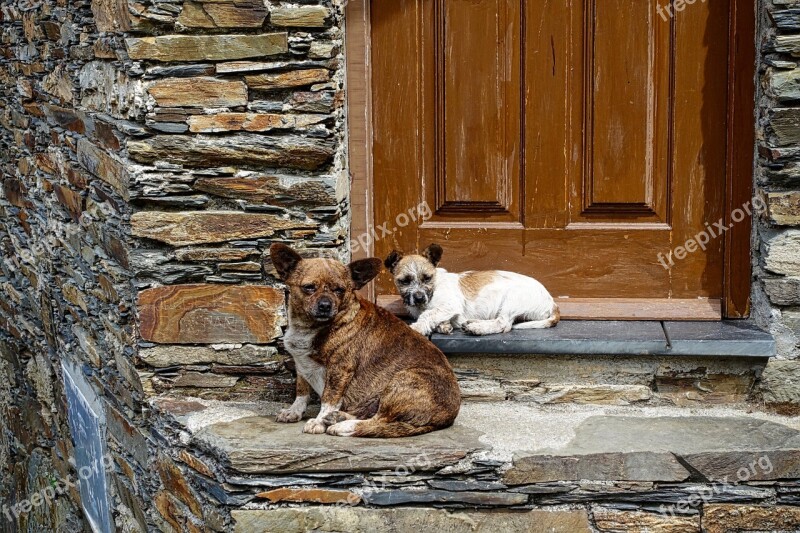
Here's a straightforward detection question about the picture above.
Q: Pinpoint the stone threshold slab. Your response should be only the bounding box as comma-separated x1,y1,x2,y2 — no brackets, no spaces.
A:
430,320,775,357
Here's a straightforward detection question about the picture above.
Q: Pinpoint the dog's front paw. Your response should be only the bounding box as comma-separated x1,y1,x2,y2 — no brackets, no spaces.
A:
276,407,303,423
303,418,328,434
322,410,354,426
411,322,431,336
326,420,360,437
435,321,453,334
461,320,486,336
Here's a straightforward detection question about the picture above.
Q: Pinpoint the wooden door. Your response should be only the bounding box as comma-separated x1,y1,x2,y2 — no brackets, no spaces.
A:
370,0,732,319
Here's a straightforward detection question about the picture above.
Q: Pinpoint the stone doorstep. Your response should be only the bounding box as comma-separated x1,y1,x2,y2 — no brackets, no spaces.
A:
153,398,800,483
431,319,776,358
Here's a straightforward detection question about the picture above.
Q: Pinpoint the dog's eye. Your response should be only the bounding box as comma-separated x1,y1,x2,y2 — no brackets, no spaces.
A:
422,275,432,283
302,284,316,294
333,287,345,296
398,277,412,285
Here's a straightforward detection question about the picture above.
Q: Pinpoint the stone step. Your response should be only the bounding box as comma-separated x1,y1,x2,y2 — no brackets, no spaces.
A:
430,320,775,407
154,397,800,481
433,320,776,357
151,398,800,532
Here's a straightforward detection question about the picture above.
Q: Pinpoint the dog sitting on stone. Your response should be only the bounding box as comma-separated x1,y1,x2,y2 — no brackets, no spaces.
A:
270,243,461,437
385,244,560,336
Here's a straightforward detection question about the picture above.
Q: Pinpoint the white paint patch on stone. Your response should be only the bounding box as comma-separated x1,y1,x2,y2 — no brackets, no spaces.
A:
170,398,281,434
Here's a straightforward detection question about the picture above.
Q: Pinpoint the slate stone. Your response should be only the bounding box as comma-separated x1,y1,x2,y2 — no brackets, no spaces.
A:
256,487,360,505
138,284,284,344
131,211,315,246
767,191,800,225
777,483,800,505
764,277,800,306
135,262,213,284
136,195,210,208
362,489,528,507
764,229,800,276
146,122,189,133
509,483,577,495
173,372,239,388
144,64,216,79
157,455,204,517
593,507,700,533
702,504,800,533
188,113,325,133
193,175,335,206
127,134,335,170
91,0,131,32
246,68,331,90
192,416,485,474
759,359,800,415
77,138,129,200
232,508,592,533
772,9,800,31
148,78,248,108
427,479,508,492
174,248,259,262
662,321,776,357
768,69,800,101
434,320,775,358
288,91,335,113
126,33,287,62
504,416,800,484
536,483,773,506
224,475,333,488
433,320,668,355
177,0,267,29
774,34,800,57
270,6,331,28
216,59,329,74
770,108,800,146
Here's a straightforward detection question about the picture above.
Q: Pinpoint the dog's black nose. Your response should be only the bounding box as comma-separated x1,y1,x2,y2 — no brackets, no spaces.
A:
316,298,333,313
411,291,427,305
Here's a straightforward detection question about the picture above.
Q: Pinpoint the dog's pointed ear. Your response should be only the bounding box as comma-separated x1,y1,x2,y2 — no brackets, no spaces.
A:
348,258,382,289
384,250,403,273
270,243,303,281
422,243,443,267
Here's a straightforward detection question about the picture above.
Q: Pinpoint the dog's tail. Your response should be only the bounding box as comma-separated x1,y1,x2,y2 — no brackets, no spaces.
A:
350,417,438,438
513,302,560,329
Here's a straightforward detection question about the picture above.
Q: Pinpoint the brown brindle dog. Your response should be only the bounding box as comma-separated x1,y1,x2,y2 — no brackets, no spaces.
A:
270,243,461,437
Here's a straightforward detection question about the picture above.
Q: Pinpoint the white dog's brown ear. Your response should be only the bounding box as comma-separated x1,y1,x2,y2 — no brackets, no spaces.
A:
384,250,403,273
423,243,443,267
349,258,383,289
270,243,303,281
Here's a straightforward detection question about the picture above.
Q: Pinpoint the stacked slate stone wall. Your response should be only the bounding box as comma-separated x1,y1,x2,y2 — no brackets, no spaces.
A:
0,0,141,530
0,0,346,530
126,0,347,407
755,0,800,415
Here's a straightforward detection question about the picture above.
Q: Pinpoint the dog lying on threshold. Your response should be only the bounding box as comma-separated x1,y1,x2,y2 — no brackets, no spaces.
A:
385,244,560,336
270,243,461,437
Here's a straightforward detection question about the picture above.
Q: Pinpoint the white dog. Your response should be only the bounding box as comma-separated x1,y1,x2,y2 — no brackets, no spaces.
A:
385,244,560,336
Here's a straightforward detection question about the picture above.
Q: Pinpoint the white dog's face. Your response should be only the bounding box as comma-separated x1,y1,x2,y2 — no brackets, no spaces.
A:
385,244,443,309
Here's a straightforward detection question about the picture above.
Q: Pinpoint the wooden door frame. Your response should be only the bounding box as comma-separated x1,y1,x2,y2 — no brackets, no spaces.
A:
346,0,757,318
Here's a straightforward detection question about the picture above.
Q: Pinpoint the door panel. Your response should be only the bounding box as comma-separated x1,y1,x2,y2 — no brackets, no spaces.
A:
582,0,670,220
371,0,729,317
436,0,520,217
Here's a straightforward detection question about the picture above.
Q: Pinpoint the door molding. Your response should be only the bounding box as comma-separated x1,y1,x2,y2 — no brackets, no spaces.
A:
723,0,757,318
346,0,757,318
345,0,375,299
